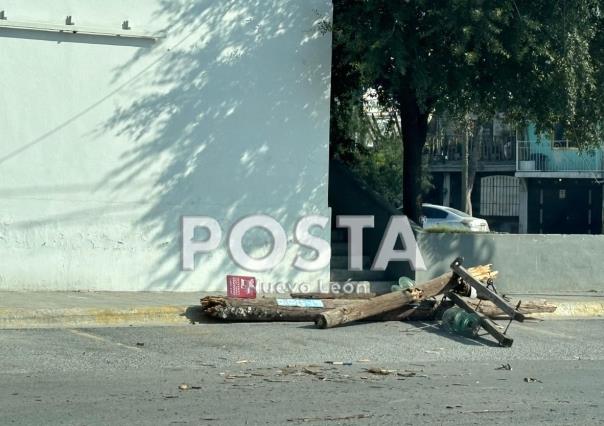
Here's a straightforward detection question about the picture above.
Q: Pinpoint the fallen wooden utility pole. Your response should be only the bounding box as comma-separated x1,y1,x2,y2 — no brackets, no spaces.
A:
201,296,366,322
466,298,556,318
315,271,457,329
200,294,556,323
450,259,523,321
201,296,443,322
201,265,499,324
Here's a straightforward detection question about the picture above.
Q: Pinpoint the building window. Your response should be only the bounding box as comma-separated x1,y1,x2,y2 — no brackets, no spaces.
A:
480,175,520,216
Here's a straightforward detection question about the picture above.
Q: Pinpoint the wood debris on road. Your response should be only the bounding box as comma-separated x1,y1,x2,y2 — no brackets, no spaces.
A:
199,261,556,347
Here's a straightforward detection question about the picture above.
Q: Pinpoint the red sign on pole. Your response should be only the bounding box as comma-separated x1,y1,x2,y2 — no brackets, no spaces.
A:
226,275,257,299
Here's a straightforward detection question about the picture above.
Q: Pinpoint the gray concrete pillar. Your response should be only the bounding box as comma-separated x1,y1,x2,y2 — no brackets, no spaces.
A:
601,185,604,234
518,178,528,233
443,173,451,207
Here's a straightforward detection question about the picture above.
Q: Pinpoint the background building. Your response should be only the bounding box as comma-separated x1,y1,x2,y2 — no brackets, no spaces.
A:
425,119,604,234
0,0,333,291
516,125,603,234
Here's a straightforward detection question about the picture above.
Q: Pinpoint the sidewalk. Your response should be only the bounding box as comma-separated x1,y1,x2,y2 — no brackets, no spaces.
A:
0,292,210,329
0,291,603,329
506,293,604,318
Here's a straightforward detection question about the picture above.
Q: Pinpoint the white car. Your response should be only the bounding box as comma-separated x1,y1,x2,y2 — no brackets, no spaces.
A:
420,204,490,232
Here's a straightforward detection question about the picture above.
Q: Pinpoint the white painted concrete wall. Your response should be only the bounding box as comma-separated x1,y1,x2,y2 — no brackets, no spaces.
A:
0,0,332,291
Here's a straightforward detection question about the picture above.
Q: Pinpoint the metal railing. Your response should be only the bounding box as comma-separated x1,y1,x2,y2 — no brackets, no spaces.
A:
516,140,604,172
426,136,516,164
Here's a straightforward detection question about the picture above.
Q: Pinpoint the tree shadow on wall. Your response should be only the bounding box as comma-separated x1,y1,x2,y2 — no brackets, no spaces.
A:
417,230,497,279
97,0,332,290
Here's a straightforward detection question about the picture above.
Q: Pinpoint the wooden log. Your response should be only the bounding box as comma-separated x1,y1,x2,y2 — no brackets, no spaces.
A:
464,264,498,282
201,296,442,322
199,293,555,324
394,298,556,321
199,265,508,324
467,298,557,318
375,299,439,321
200,296,367,322
315,272,456,329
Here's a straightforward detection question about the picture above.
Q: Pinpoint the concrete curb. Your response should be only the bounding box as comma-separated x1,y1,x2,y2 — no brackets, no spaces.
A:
1,300,603,329
533,301,604,319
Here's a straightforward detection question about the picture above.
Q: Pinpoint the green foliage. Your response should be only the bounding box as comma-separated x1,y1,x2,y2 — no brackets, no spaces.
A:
331,0,604,148
330,1,604,220
350,112,405,206
331,98,433,207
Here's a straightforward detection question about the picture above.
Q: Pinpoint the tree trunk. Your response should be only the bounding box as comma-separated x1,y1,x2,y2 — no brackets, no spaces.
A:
461,128,470,214
467,124,483,215
462,123,482,215
399,90,430,223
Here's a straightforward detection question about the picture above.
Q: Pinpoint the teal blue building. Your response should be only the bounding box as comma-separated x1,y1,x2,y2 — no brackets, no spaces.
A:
426,120,604,234
516,125,603,234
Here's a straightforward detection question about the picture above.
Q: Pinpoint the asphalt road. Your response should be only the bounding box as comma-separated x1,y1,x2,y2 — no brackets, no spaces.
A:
1,319,604,425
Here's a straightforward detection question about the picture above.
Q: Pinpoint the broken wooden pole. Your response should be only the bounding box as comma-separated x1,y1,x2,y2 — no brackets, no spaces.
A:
450,258,524,321
375,299,439,321
200,296,367,322
467,298,557,318
315,272,457,329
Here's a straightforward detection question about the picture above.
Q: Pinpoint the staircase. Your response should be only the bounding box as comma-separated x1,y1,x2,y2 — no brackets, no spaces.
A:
330,228,395,295
328,160,413,294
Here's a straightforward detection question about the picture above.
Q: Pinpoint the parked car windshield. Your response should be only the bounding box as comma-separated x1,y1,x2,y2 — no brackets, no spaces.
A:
443,206,472,218
422,206,448,219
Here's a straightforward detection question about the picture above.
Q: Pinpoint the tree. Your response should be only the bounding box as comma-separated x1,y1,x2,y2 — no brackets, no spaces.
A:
330,89,433,207
331,0,604,221
460,116,483,215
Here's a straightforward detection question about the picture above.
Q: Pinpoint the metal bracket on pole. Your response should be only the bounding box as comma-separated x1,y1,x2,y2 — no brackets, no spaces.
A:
450,257,525,322
446,257,525,347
